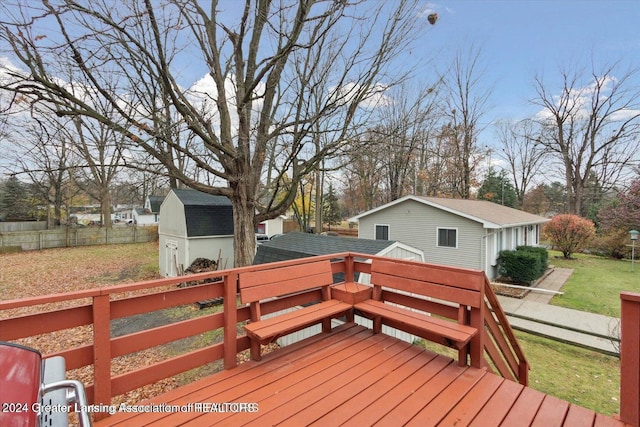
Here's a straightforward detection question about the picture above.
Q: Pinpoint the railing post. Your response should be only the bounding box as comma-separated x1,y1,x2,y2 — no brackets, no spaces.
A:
223,273,238,370
620,292,640,426
344,254,355,283
92,293,112,414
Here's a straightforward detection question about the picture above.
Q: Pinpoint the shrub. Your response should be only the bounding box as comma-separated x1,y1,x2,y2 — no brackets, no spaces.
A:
516,245,548,276
498,250,542,284
591,230,629,259
543,214,596,259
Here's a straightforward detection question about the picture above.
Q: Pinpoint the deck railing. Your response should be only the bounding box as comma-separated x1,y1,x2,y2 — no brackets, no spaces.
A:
1,252,530,418
621,292,640,426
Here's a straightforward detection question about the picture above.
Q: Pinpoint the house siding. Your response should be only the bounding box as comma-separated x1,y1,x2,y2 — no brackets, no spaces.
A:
358,199,486,272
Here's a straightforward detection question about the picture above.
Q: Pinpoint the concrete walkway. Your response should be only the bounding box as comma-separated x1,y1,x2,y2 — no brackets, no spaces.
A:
496,268,620,356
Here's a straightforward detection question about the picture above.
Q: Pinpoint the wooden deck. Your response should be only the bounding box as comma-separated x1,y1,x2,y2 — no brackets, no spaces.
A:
96,323,627,427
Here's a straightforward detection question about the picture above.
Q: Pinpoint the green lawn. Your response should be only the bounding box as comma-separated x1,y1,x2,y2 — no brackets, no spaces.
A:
547,250,640,317
515,331,620,416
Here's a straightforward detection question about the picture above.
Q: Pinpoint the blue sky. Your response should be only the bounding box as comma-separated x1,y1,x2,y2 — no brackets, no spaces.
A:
421,0,640,125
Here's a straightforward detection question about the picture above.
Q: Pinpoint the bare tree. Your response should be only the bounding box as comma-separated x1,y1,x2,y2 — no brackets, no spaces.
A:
340,133,385,215
1,0,430,266
70,113,126,228
532,62,640,215
438,46,491,198
375,83,439,202
6,113,79,227
495,119,547,208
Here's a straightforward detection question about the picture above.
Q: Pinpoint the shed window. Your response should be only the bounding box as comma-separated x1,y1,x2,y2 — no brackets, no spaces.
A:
437,228,457,248
375,225,389,240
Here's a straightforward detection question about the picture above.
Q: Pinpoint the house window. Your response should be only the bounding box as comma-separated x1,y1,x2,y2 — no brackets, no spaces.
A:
437,228,457,248
375,224,389,240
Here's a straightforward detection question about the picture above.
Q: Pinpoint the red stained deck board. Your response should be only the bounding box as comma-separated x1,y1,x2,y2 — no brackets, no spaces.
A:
469,377,525,426
307,346,438,426
404,367,488,426
152,328,389,427
593,413,630,427
437,373,506,426
97,323,365,426
531,395,570,427
372,362,472,426
563,404,596,427
94,323,627,427
276,344,429,426
199,336,406,427
499,386,546,426
343,354,455,426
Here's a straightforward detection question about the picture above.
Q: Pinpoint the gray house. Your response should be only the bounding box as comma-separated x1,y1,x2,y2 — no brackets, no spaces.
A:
158,189,234,276
349,195,550,279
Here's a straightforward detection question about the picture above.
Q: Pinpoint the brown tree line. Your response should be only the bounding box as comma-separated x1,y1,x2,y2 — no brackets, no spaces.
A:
341,58,640,218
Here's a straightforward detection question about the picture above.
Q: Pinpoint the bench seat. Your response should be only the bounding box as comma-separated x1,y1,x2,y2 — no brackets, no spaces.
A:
239,259,352,360
244,299,352,345
354,299,477,350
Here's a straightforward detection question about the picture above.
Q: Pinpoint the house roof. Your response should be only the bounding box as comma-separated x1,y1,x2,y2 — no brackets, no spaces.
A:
134,207,152,216
253,232,400,265
147,195,165,213
349,195,550,229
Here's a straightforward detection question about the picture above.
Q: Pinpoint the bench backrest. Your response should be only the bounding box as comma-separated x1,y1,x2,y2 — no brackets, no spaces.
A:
370,259,484,308
239,259,334,304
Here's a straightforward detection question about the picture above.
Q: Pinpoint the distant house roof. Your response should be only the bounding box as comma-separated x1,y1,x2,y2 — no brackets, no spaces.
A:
134,207,152,215
253,232,403,265
349,195,549,229
148,195,165,213
171,189,233,237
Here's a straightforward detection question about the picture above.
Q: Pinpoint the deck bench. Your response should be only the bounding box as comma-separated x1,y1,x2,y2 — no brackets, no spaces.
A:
354,259,483,366
239,259,352,360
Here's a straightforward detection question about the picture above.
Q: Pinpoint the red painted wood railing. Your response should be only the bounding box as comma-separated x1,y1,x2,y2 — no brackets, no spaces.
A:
0,252,531,417
621,292,640,426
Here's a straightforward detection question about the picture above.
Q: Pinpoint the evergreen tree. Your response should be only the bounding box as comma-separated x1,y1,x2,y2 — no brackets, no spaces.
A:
0,176,33,220
323,184,342,230
477,168,517,207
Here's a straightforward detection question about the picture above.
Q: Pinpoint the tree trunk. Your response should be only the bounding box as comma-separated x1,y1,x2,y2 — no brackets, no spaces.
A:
229,186,256,268
101,189,112,228
315,170,323,234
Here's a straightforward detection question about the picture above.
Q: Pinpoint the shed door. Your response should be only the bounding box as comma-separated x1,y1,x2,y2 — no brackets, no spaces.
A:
165,240,178,277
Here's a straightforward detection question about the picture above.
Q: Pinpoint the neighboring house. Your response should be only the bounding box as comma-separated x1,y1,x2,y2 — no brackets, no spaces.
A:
112,208,133,223
158,189,234,277
255,215,286,238
131,195,164,225
146,195,164,217
254,231,425,346
349,195,550,280
132,208,156,225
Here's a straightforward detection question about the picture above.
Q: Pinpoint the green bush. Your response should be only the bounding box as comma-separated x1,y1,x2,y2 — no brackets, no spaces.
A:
516,245,548,276
498,249,542,284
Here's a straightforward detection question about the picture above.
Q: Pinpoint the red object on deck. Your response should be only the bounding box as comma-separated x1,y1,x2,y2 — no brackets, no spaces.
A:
0,342,42,427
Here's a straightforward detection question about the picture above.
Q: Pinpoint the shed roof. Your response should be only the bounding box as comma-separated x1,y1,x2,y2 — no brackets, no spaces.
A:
171,189,232,207
169,189,233,237
350,195,549,228
253,232,398,265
